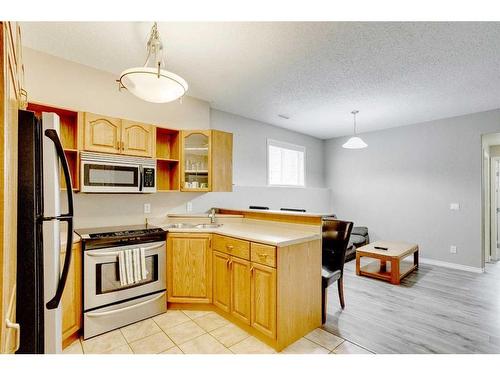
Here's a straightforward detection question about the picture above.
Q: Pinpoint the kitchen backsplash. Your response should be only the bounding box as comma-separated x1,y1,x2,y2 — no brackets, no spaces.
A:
64,185,331,229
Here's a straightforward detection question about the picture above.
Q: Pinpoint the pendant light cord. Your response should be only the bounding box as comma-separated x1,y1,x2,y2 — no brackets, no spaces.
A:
351,110,359,136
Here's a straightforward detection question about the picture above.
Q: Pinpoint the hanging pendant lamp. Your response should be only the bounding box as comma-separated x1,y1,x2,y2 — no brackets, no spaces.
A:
342,110,368,149
118,22,188,103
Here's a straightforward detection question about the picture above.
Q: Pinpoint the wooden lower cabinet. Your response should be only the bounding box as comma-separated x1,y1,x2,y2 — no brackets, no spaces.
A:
212,251,230,312
167,234,212,303
230,257,251,325
250,263,276,339
171,234,322,351
61,242,82,348
212,251,252,326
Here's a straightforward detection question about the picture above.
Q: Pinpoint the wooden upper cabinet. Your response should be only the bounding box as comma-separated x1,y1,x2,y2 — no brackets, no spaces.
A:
212,251,231,313
180,130,232,192
211,130,233,192
121,120,155,157
167,234,212,303
251,262,277,339
83,113,121,154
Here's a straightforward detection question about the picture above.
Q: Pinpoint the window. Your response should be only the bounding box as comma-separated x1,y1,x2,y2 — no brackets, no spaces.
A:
267,139,305,187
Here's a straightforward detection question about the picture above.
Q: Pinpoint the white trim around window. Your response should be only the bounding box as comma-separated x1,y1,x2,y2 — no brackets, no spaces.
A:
266,138,306,187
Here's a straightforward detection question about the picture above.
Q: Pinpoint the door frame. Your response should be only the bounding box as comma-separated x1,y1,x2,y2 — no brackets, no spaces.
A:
490,157,500,261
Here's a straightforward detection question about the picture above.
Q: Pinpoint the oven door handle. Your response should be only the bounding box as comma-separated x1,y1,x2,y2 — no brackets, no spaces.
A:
86,243,164,258
85,292,165,317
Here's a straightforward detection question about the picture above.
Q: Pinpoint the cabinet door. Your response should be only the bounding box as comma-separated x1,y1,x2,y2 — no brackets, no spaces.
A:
83,112,121,154
251,263,276,339
167,235,212,303
230,257,251,325
212,251,231,313
180,130,211,191
121,120,155,157
210,130,233,192
61,243,82,347
1,21,22,354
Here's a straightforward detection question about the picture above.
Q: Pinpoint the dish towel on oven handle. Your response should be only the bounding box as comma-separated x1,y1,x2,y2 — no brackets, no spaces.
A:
132,248,140,283
140,247,149,280
118,250,127,286
126,249,134,285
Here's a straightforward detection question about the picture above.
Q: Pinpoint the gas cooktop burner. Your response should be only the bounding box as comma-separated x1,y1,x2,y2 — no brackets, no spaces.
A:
89,228,164,239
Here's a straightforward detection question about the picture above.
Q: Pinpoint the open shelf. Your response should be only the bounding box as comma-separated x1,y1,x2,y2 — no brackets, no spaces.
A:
156,127,180,160
156,127,180,192
157,159,180,191
27,103,79,150
61,149,79,191
27,103,80,191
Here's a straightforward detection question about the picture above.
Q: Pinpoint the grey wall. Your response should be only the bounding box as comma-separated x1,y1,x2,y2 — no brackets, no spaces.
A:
325,109,500,268
210,109,325,188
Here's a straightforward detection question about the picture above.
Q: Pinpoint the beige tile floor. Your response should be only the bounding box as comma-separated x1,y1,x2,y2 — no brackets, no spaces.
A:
64,309,373,354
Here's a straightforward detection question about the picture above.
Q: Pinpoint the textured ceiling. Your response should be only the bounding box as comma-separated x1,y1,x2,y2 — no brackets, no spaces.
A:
20,22,500,139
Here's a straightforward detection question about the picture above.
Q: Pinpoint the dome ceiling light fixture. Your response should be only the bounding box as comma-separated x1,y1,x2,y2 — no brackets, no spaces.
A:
117,22,188,104
342,110,368,149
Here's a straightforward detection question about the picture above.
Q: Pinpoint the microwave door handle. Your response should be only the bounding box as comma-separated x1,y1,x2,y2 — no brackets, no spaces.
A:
139,166,143,192
44,129,74,310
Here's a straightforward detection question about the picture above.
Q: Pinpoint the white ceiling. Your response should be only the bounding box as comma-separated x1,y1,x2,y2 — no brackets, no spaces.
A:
20,22,500,139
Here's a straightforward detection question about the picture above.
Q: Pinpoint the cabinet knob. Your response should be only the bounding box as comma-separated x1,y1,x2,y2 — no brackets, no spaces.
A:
226,245,233,251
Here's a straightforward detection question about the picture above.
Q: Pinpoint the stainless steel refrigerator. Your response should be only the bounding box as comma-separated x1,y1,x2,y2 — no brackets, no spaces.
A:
17,109,74,354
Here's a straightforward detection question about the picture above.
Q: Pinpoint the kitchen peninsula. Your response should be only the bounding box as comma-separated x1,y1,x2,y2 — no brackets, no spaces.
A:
149,209,327,351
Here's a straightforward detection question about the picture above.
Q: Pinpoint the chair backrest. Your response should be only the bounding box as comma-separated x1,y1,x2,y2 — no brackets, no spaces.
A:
322,219,353,273
280,208,306,212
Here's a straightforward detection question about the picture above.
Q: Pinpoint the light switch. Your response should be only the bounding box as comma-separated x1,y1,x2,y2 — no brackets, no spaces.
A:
450,203,460,211
144,203,151,214
186,202,193,212
450,245,457,254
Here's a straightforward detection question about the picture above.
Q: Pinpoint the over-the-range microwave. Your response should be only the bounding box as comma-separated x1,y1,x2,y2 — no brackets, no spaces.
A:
80,152,156,193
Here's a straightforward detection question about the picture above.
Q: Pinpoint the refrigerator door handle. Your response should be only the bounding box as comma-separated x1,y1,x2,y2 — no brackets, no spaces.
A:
43,129,74,310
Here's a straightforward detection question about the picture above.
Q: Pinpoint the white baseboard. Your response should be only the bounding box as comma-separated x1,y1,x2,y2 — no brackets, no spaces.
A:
419,257,484,273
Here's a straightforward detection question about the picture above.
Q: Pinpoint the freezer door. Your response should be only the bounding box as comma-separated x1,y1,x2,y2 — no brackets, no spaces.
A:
41,112,62,354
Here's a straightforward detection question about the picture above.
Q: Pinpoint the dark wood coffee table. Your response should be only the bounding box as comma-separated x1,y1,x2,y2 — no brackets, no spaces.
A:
355,241,419,285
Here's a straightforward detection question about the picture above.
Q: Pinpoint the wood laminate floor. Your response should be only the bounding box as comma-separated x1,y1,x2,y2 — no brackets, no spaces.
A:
323,259,500,353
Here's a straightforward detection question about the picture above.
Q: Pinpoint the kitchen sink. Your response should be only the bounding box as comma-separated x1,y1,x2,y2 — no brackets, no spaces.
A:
164,223,196,229
195,223,223,229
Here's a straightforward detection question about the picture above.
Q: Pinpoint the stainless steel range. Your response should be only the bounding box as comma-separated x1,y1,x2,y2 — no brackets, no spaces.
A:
75,225,167,339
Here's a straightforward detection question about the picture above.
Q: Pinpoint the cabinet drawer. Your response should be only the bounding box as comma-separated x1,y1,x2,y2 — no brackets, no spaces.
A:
251,243,276,268
213,234,250,260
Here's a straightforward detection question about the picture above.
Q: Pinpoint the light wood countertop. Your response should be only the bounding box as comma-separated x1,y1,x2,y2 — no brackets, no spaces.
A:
151,216,321,247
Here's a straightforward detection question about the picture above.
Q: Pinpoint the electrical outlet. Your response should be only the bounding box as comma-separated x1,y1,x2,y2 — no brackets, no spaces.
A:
186,202,193,212
450,203,460,210
144,203,151,214
450,245,457,254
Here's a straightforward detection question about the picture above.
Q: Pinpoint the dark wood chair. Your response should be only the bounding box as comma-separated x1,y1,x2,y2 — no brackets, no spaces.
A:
321,218,353,324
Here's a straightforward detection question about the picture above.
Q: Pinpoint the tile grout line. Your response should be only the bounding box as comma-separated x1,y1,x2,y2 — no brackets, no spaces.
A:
302,336,344,352
207,327,248,349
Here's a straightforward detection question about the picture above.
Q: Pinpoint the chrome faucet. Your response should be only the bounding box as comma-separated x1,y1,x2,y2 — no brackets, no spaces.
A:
208,208,216,224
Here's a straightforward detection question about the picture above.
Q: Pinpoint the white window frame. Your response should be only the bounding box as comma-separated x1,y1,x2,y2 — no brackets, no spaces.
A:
266,138,306,188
